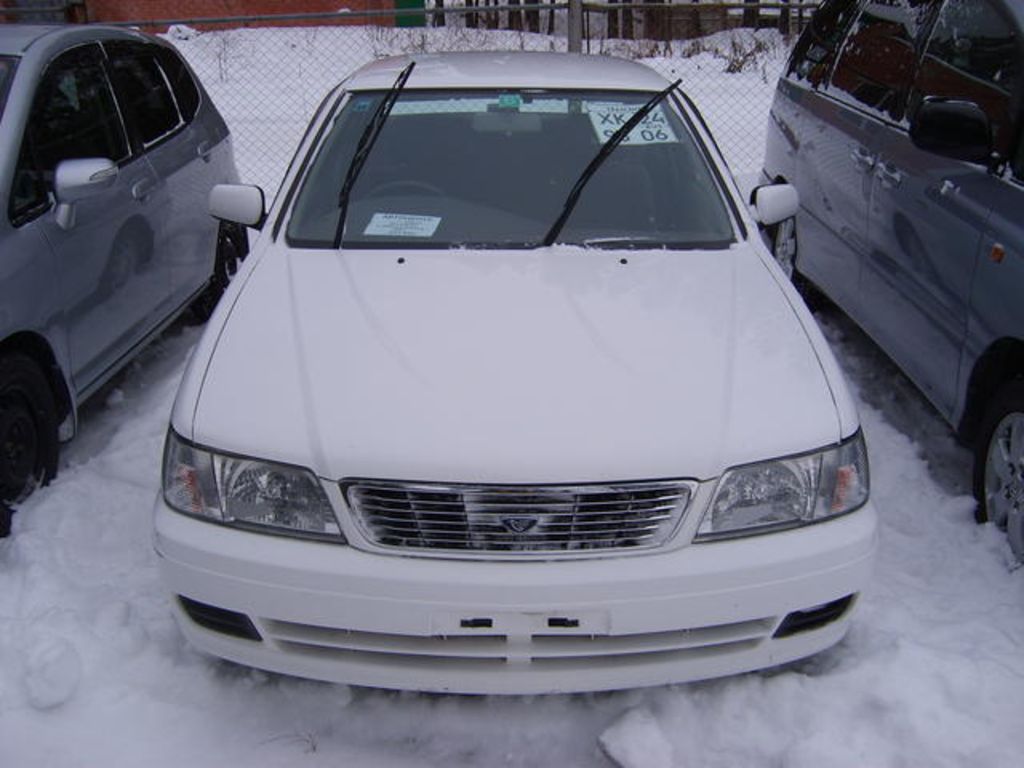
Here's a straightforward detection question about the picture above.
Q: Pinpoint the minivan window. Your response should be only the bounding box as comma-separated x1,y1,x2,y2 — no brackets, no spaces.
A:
106,41,183,148
287,89,735,250
912,0,1018,155
829,0,937,122
788,0,861,87
0,56,15,119
9,44,129,225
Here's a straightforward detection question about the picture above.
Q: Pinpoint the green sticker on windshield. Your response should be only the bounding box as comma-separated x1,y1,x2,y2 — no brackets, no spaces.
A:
497,93,521,110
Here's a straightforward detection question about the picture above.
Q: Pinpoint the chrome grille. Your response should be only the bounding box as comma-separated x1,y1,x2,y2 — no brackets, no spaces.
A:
342,480,694,555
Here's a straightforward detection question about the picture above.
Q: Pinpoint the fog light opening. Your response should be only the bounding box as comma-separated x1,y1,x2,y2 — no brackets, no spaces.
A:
773,594,855,639
178,595,263,642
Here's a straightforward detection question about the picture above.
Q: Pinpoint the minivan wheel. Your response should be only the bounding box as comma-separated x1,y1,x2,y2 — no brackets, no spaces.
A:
0,354,58,504
190,222,247,322
771,216,798,280
975,382,1024,559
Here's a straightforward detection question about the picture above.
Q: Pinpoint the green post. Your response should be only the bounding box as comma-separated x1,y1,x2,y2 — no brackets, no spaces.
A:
396,0,426,27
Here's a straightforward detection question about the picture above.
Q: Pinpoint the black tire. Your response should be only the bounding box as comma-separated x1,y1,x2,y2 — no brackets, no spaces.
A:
973,381,1024,528
190,222,248,323
0,354,59,504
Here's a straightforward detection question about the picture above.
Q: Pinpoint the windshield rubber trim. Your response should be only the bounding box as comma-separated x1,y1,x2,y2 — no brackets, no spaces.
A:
273,86,349,242
671,91,747,241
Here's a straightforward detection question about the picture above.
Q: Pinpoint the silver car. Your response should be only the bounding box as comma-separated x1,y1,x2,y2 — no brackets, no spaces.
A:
0,25,245,523
764,0,1024,558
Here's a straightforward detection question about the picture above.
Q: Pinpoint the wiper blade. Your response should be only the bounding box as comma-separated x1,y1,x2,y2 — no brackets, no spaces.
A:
542,79,681,247
581,236,661,247
333,61,416,248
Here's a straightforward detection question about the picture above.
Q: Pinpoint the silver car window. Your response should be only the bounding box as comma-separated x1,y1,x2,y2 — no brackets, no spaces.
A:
913,0,1018,156
153,44,200,122
287,89,735,250
828,0,938,124
105,41,183,149
0,56,15,119
787,0,861,88
9,44,129,226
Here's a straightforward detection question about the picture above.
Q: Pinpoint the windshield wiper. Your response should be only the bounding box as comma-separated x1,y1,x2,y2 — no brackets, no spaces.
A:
333,61,416,248
541,79,681,247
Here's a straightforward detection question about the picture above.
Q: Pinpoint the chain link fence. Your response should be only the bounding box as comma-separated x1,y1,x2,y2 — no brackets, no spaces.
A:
162,7,575,193
76,2,814,193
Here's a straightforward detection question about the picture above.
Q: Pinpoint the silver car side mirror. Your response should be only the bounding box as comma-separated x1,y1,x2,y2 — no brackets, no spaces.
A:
209,184,266,229
54,158,118,230
751,183,799,227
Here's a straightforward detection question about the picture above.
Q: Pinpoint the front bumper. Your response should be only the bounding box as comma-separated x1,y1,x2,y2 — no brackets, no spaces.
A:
154,498,877,694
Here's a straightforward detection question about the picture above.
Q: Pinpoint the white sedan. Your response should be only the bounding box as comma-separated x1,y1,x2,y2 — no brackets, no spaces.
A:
154,52,877,695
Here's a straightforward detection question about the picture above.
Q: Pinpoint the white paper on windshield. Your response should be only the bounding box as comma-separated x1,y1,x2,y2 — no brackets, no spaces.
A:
363,213,441,238
587,103,678,145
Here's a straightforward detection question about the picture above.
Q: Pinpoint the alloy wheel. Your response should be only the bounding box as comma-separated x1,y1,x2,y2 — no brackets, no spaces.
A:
984,412,1024,559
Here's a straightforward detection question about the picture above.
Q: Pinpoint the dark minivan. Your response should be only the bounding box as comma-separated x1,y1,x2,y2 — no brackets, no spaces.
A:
764,0,1024,558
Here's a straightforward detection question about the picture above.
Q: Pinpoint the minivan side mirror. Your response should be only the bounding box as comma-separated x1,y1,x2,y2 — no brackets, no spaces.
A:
209,184,266,229
54,157,118,230
751,183,799,227
910,98,992,164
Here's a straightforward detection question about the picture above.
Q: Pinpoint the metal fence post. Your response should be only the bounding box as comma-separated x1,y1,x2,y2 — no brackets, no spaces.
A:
568,0,583,53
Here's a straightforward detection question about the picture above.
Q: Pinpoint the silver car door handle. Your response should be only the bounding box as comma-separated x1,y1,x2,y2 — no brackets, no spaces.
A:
876,163,903,188
196,140,212,161
850,147,876,172
131,179,155,201
940,179,959,196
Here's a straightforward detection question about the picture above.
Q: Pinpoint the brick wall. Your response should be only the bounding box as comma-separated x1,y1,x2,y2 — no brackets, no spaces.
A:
84,0,397,27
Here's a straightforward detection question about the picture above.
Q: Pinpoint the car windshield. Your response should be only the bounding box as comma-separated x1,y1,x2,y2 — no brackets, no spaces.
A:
287,89,735,249
0,56,16,119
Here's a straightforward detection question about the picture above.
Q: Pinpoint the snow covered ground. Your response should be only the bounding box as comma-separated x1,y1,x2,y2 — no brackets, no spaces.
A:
3,25,1024,768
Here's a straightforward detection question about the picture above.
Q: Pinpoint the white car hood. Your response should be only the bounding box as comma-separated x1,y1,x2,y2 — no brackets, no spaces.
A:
187,243,841,483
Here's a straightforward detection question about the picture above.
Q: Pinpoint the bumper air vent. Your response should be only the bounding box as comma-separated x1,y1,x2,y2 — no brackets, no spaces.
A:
773,595,855,639
178,596,262,641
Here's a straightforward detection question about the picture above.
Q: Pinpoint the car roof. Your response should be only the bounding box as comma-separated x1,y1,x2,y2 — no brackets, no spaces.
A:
344,52,670,93
0,25,60,55
0,24,151,57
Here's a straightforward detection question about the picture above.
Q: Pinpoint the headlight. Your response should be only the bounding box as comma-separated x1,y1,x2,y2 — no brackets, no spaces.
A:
162,430,344,541
697,430,869,541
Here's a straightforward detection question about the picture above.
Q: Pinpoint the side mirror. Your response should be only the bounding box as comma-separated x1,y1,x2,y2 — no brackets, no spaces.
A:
910,98,992,164
751,183,799,227
209,184,265,229
54,158,118,230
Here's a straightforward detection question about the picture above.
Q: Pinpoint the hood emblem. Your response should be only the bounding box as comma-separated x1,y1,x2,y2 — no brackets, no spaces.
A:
501,515,539,534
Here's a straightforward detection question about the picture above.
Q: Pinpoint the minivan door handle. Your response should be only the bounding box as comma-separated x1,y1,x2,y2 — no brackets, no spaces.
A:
850,147,876,172
196,140,213,162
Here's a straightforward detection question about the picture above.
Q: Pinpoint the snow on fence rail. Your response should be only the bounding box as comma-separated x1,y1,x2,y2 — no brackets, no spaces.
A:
135,4,800,193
